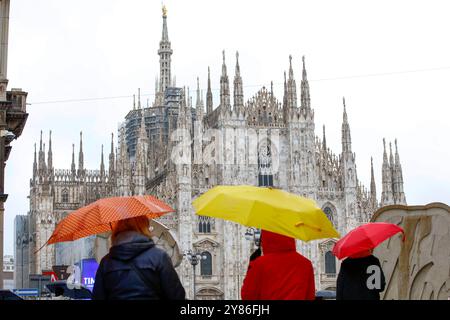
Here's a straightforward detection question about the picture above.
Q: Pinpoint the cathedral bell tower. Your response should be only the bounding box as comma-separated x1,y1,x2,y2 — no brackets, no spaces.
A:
155,5,173,106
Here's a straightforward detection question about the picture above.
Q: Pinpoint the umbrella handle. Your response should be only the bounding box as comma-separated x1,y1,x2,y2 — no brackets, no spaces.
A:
34,238,51,254
295,221,322,232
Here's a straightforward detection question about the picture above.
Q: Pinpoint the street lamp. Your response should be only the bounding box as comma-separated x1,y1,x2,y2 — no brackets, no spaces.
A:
245,227,261,247
184,249,206,300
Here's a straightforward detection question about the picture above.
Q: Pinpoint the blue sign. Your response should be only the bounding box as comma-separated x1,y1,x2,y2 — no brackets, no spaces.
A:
80,258,99,292
14,288,39,297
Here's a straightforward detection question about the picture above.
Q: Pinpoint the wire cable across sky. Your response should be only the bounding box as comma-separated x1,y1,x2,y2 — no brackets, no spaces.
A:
28,65,450,105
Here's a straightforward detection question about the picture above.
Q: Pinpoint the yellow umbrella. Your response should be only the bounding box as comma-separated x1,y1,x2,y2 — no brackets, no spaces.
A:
193,185,340,241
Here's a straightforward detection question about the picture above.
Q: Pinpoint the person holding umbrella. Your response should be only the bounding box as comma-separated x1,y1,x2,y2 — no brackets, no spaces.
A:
44,195,186,300
336,249,386,300
241,230,316,300
92,215,185,300
333,222,404,300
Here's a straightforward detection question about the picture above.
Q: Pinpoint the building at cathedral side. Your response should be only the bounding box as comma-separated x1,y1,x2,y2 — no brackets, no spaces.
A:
23,6,407,298
1,0,28,289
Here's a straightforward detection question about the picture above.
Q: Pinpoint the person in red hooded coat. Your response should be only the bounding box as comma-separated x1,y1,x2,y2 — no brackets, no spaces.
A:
241,230,316,300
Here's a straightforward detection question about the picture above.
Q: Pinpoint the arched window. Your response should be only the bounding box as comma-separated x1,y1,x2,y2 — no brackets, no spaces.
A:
325,251,336,274
323,207,334,225
62,189,69,203
258,140,273,187
200,251,212,276
198,216,211,233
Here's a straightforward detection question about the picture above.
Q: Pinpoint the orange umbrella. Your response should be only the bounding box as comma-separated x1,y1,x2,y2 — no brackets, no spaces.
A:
46,195,174,245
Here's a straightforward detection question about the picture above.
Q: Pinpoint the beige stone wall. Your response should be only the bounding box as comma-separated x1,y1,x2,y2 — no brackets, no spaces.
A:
371,203,450,300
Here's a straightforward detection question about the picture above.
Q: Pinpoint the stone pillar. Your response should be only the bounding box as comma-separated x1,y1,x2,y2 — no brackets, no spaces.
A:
0,0,9,101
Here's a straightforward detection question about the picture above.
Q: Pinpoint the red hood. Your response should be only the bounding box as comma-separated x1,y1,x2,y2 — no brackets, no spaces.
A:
261,230,296,254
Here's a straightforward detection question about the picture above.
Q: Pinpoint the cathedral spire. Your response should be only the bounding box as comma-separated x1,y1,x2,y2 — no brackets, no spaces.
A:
288,55,294,79
283,71,289,122
322,125,327,151
33,143,37,178
47,130,53,172
389,141,396,198
389,142,394,172
138,88,141,109
100,144,105,177
300,55,311,113
161,5,168,40
196,77,204,119
42,143,48,179
158,4,172,93
222,50,227,76
71,143,76,175
115,145,119,178
187,86,192,109
394,139,406,204
370,157,377,208
78,131,84,175
381,138,394,206
233,51,244,110
196,77,201,106
109,133,115,177
43,143,46,173
394,139,400,167
38,130,45,172
302,55,308,79
39,130,43,152
341,97,352,153
133,94,136,110
286,55,297,110
220,50,231,110
206,66,213,114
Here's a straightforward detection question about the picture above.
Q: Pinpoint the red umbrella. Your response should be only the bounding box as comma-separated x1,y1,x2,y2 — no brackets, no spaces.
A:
332,222,405,260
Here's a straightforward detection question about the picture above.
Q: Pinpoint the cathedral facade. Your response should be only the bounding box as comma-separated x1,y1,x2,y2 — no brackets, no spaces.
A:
26,7,407,299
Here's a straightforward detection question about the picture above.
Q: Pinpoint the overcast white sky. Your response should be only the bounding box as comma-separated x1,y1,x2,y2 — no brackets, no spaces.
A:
4,0,450,255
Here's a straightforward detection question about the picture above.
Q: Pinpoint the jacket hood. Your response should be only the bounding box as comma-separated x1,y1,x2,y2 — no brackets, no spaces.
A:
261,230,296,254
348,249,373,259
109,230,155,261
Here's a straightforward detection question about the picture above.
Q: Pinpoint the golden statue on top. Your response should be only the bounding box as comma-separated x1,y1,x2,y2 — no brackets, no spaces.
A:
162,5,167,17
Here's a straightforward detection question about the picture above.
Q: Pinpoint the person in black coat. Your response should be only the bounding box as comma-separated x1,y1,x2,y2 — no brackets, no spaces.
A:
92,216,185,300
336,251,386,300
